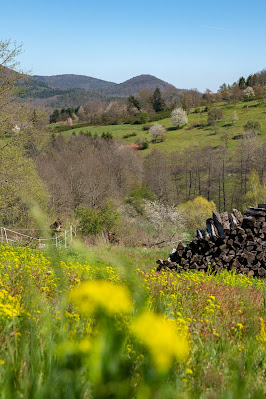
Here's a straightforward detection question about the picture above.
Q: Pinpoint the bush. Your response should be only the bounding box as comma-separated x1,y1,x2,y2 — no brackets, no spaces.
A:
245,170,266,207
207,108,224,125
194,107,201,114
244,120,261,134
143,200,185,245
123,132,137,139
140,112,149,124
126,186,155,215
135,139,149,150
142,124,153,131
149,110,171,122
243,87,255,99
101,132,113,140
149,123,166,142
76,202,120,236
177,196,216,235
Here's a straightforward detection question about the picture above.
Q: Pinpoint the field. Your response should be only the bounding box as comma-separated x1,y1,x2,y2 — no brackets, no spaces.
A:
55,100,266,153
0,243,265,398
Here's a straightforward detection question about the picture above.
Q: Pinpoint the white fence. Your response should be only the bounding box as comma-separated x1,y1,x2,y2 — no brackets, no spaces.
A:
0,226,74,249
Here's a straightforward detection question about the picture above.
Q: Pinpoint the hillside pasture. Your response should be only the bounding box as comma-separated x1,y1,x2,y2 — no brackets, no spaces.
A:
55,100,266,153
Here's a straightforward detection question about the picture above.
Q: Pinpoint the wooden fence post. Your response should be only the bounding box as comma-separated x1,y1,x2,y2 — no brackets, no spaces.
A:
4,228,8,244
70,225,73,243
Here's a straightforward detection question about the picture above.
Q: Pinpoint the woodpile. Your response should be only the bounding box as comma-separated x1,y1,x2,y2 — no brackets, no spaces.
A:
156,205,266,277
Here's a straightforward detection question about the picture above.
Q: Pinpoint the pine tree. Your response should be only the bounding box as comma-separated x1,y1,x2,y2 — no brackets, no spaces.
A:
238,77,246,89
152,88,165,112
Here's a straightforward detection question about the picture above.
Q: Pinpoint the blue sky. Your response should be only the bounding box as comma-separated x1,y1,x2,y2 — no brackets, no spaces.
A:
1,0,265,91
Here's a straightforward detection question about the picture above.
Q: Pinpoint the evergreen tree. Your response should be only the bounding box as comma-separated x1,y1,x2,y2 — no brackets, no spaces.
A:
152,88,165,112
246,74,257,87
50,109,60,124
246,75,253,87
128,95,141,110
238,77,246,88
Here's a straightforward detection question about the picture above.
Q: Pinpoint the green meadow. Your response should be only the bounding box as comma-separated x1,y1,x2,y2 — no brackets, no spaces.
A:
56,100,266,153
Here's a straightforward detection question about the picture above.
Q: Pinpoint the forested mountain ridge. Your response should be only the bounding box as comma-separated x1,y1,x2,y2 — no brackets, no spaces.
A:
19,73,181,108
96,74,180,96
33,74,116,91
33,73,178,95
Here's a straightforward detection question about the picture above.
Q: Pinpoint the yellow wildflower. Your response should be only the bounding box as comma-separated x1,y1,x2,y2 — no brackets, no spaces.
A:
132,311,189,372
256,318,266,350
69,280,133,316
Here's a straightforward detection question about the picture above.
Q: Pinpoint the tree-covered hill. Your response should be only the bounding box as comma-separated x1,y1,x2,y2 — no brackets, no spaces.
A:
97,74,181,97
33,73,116,91
29,73,181,107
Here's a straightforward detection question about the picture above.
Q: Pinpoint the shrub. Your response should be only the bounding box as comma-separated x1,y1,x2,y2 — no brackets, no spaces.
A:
140,112,149,124
230,111,238,125
143,200,185,245
244,120,261,135
244,86,255,99
149,123,166,142
123,132,137,139
126,186,155,215
142,124,153,131
245,169,266,207
135,139,149,150
149,110,171,121
177,196,216,235
76,202,120,236
101,132,113,140
207,108,224,125
140,140,149,149
194,107,201,114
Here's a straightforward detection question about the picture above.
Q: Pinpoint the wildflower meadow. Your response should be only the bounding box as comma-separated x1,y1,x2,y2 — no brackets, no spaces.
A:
0,244,265,398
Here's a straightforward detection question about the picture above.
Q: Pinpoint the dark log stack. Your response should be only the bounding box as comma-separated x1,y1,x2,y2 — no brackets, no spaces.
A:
156,205,266,277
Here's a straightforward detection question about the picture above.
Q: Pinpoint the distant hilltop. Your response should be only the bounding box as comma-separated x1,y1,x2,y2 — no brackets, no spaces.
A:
33,73,182,97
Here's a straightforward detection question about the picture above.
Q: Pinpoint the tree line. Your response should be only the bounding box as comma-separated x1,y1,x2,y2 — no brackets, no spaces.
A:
1,39,265,237
48,69,265,127
34,133,265,216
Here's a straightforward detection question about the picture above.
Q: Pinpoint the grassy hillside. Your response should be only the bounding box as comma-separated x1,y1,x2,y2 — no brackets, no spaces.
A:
55,100,266,153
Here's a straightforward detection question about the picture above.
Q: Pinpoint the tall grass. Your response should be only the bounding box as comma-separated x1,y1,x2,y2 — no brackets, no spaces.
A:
0,243,265,398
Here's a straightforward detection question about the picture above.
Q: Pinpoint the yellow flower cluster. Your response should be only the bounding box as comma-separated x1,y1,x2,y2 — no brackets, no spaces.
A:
132,311,190,372
141,267,265,294
0,245,57,298
256,318,266,350
69,280,133,316
204,295,221,315
0,289,22,319
58,260,121,288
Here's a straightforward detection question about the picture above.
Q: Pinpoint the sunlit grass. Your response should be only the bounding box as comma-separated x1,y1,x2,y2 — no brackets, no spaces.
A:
0,244,265,398
56,100,266,154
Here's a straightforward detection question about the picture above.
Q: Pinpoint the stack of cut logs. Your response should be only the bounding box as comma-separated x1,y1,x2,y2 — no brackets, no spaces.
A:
156,205,265,277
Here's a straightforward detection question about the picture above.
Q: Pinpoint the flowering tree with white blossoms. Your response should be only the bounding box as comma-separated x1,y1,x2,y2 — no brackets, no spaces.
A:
143,200,186,245
244,87,255,99
171,107,188,128
149,123,167,142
